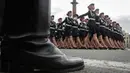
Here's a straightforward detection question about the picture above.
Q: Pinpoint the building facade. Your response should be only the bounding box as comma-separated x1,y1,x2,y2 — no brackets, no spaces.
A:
123,31,130,48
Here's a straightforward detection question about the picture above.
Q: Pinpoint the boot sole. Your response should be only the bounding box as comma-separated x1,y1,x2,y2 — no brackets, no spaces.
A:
36,64,85,73
1,61,85,73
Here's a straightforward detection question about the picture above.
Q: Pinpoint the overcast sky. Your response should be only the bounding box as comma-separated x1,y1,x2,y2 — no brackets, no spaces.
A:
51,0,130,34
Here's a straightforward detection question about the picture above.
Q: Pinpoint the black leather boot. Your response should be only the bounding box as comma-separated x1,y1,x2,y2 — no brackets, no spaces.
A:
1,0,84,73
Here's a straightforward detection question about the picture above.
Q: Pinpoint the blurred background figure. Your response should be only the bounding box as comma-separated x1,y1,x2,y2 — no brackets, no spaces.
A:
50,15,58,47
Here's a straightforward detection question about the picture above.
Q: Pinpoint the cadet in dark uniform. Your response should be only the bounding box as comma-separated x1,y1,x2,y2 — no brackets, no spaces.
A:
110,19,120,49
50,15,58,47
99,13,105,36
62,11,76,48
118,26,125,49
116,23,124,49
78,3,103,49
112,21,120,49
84,18,94,48
118,24,124,49
107,19,116,49
110,17,119,49
110,21,117,49
94,9,100,36
99,13,114,49
72,14,86,49
78,17,90,48
103,15,113,48
106,17,117,49
72,14,79,39
95,9,108,49
56,18,65,48
115,23,123,49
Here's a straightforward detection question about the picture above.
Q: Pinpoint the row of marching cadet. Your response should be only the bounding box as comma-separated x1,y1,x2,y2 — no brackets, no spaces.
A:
49,3,125,50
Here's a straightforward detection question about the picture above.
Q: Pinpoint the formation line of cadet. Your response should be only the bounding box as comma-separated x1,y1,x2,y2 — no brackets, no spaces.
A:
50,3,125,49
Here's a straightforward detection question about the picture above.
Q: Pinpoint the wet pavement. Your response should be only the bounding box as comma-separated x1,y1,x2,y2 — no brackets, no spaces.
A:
61,49,130,73
61,49,130,62
70,66,130,73
0,49,130,73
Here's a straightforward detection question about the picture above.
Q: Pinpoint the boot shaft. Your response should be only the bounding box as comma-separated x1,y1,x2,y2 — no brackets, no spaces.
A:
1,0,51,37
0,0,5,36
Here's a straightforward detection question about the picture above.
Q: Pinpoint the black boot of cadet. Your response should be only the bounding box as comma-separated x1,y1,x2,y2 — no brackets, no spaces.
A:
1,0,84,73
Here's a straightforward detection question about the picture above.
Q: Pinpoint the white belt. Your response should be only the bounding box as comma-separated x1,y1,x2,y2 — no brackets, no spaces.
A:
66,24,72,27
114,31,118,34
100,25,110,30
96,22,100,24
80,28,87,31
72,26,78,28
117,29,119,32
99,25,106,28
106,27,110,30
114,28,117,30
50,27,55,29
58,29,62,31
89,18,95,20
108,29,112,31
117,32,120,35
